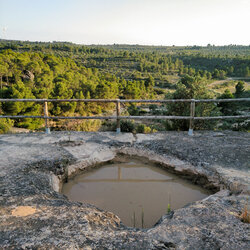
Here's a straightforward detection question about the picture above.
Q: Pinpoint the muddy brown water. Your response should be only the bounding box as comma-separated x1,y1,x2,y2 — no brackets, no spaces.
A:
62,159,211,228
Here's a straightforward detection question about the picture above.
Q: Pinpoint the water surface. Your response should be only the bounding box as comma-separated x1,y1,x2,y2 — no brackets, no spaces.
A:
62,160,211,228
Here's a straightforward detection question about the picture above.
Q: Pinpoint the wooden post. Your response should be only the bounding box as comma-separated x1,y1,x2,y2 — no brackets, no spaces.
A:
188,100,195,136
44,101,50,134
116,99,121,133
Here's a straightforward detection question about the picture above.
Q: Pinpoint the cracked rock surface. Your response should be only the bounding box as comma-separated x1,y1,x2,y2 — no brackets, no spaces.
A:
0,131,249,249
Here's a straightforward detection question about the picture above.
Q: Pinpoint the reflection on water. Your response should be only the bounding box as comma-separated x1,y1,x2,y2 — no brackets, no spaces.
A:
61,160,211,228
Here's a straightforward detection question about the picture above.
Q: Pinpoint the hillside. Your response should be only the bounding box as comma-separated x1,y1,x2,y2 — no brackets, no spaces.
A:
0,40,249,132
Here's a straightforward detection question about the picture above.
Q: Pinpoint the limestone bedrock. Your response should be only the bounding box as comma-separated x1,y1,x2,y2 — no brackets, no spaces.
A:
0,131,249,249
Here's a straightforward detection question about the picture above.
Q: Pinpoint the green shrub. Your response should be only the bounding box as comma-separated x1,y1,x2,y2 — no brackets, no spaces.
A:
136,124,151,133
136,124,145,133
127,104,139,116
138,109,147,115
101,120,116,131
120,120,135,132
218,119,249,131
149,104,157,111
136,124,156,133
144,126,151,133
0,118,14,134
154,88,165,95
164,120,174,131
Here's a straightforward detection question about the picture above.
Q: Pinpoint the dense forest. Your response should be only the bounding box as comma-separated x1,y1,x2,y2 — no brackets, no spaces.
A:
0,40,249,133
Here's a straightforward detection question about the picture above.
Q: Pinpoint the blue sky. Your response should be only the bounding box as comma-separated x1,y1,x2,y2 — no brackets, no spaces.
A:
0,0,249,45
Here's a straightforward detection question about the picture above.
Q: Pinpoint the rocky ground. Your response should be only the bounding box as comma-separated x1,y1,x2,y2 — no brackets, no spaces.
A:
0,131,249,249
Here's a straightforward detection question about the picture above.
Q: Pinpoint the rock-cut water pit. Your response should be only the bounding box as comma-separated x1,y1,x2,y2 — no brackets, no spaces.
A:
61,156,211,228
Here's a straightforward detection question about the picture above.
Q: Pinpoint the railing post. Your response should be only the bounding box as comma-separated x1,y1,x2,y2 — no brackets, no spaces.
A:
116,99,121,133
44,101,50,134
188,99,195,136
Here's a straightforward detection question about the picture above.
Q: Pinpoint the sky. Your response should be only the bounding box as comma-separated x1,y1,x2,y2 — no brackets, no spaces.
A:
0,0,249,46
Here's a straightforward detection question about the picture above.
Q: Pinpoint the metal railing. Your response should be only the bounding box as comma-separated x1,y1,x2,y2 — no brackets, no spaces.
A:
0,98,249,135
